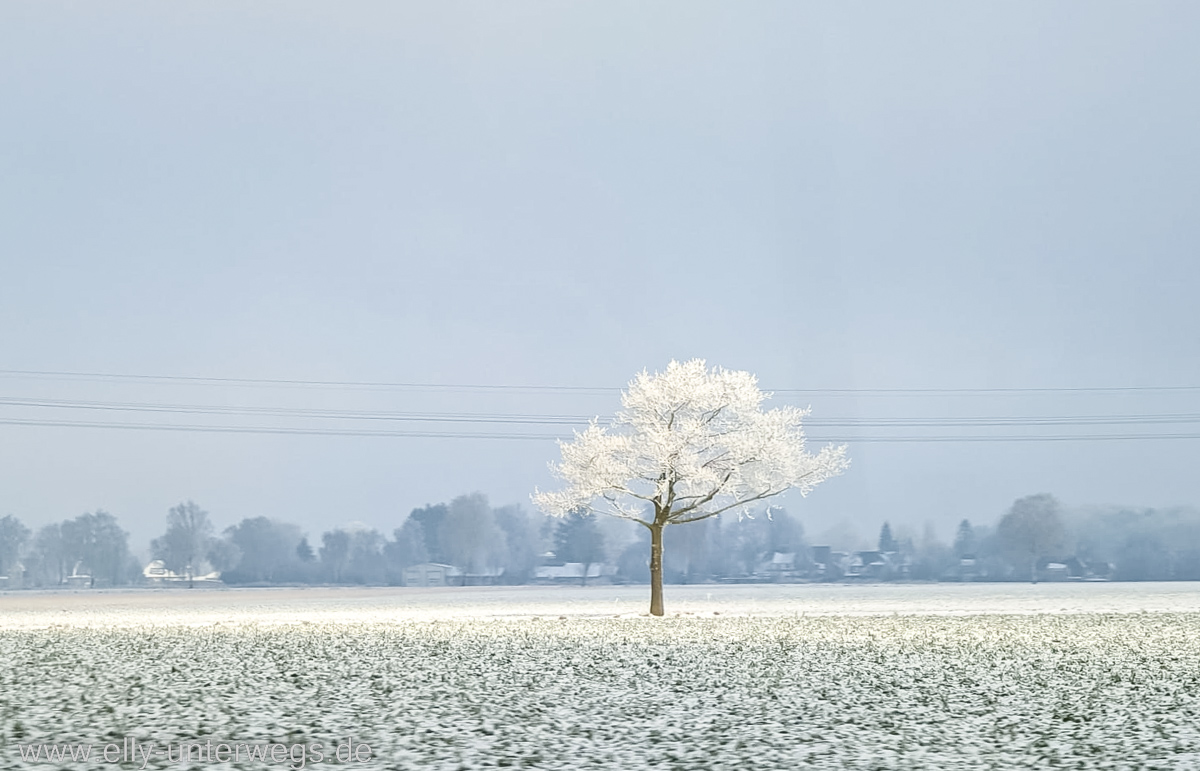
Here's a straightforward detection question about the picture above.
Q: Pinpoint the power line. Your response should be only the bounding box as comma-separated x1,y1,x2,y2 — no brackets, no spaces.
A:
5,370,1200,442
780,387,1200,396
6,396,1200,429
809,414,1200,427
0,418,563,441
2,368,1199,396
3,418,1200,443
0,369,618,393
0,397,598,425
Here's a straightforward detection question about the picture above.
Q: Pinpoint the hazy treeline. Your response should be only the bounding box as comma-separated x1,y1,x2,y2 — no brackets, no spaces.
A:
2,493,1200,588
0,510,134,588
913,496,1200,582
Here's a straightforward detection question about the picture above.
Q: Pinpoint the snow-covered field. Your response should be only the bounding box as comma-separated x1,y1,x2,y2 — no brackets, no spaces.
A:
3,584,1200,770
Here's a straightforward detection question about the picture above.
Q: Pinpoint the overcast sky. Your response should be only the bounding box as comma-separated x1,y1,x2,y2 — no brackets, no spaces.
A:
2,2,1198,550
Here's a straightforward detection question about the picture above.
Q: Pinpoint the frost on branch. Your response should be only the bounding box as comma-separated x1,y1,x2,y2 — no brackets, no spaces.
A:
532,359,849,527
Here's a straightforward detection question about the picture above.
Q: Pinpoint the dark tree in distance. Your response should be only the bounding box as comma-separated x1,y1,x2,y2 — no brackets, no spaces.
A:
295,537,315,563
997,494,1066,583
494,504,543,584
345,529,386,584
151,501,214,588
728,513,771,577
664,516,712,583
223,517,304,583
878,522,898,553
90,512,131,587
440,494,508,583
953,519,977,558
408,504,449,564
207,538,242,575
29,524,66,586
62,511,129,588
385,517,429,582
320,529,351,583
554,510,606,586
0,515,30,580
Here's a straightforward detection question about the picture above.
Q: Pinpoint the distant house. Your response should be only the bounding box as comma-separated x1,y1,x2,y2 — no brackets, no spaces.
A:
846,550,908,580
1041,562,1070,581
403,563,460,587
948,555,980,581
1036,556,1096,581
143,560,181,583
766,552,797,571
460,567,506,586
809,546,852,581
0,562,24,590
66,561,92,588
753,552,810,582
533,563,614,582
142,560,223,586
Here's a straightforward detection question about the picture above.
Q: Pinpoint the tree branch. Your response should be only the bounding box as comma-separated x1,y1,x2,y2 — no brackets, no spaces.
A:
669,472,732,517
668,487,786,524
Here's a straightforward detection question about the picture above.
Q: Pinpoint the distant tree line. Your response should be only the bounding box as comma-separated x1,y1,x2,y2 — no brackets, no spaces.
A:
868,495,1200,583
0,511,136,588
2,492,1200,588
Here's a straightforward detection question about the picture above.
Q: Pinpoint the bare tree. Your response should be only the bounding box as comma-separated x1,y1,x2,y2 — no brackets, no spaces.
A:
439,493,508,584
385,518,429,576
222,517,303,583
320,530,351,583
534,360,848,615
60,511,130,588
997,494,1066,583
0,515,30,580
30,524,66,586
151,501,214,588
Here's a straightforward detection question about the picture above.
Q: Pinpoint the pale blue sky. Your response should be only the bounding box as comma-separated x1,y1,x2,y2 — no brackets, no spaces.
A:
2,2,1198,548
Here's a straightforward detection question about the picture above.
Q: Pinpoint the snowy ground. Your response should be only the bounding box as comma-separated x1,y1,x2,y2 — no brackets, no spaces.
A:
2,584,1199,770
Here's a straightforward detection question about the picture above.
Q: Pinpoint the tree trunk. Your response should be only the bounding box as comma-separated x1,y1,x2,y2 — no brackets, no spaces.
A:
1030,556,1038,584
649,523,665,616
580,561,590,587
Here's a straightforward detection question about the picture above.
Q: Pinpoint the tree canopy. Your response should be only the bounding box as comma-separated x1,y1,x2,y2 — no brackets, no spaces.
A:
534,359,848,614
150,500,214,586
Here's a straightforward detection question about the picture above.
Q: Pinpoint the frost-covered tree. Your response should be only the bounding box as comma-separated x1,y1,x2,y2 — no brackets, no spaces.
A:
534,360,848,615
